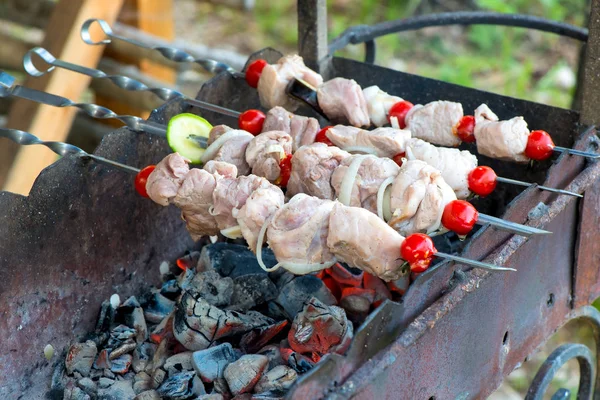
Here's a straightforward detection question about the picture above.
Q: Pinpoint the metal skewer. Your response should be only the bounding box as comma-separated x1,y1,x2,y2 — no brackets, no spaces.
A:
0,128,140,174
495,176,582,198
24,47,242,119
477,213,550,237
434,252,516,271
554,145,600,160
80,19,241,78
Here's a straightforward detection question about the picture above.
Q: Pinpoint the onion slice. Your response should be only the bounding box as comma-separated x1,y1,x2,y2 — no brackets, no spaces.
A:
338,155,369,206
376,176,395,221
265,144,285,159
390,116,400,130
342,146,378,155
257,215,278,272
200,130,253,164
220,225,243,239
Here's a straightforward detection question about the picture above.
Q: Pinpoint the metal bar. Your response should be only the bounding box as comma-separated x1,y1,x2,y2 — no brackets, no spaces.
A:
435,252,516,272
495,176,583,198
554,146,600,159
297,0,331,76
477,213,552,236
579,0,600,125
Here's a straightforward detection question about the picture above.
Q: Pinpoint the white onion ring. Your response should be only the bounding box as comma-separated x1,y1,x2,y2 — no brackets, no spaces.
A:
376,176,395,221
200,130,253,164
390,116,400,130
265,144,285,159
220,225,243,239
275,259,337,275
257,215,278,272
342,146,378,155
338,155,369,206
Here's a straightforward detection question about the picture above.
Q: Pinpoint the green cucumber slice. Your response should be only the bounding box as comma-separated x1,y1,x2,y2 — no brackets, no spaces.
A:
166,113,213,163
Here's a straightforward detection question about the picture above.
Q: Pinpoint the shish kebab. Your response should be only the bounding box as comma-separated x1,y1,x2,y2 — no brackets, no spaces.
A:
78,19,598,164
0,127,516,278
5,67,580,201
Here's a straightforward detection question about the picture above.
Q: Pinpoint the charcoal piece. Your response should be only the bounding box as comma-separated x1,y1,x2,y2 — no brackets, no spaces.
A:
164,352,194,376
160,279,182,300
232,395,252,400
251,392,284,399
264,302,288,321
191,343,237,383
149,311,175,344
65,341,98,377
197,394,225,400
288,297,353,357
63,380,90,400
223,355,269,396
198,243,277,277
107,325,137,350
110,354,133,374
239,321,289,354
188,270,234,307
268,269,294,291
151,339,170,371
230,274,277,311
110,339,137,359
152,368,166,388
177,268,196,292
142,289,176,324
103,369,116,379
97,379,135,400
257,345,285,370
133,371,154,394
254,365,297,394
287,352,315,374
94,349,111,370
157,371,206,399
77,377,98,398
119,297,148,343
339,288,375,325
132,342,156,373
174,292,273,351
134,390,161,400
275,276,336,319
178,251,202,271
97,378,115,389
95,300,116,333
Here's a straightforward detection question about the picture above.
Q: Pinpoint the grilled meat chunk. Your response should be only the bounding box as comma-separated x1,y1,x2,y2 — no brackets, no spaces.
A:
245,130,293,182
263,106,320,152
405,100,463,147
326,125,411,158
474,104,530,162
203,160,238,178
205,128,254,176
146,153,190,206
317,78,370,127
362,85,402,127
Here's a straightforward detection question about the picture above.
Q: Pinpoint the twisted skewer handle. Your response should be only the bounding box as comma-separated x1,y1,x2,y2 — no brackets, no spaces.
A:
81,19,241,77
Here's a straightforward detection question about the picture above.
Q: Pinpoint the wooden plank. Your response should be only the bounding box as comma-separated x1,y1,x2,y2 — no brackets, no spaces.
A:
1,0,124,195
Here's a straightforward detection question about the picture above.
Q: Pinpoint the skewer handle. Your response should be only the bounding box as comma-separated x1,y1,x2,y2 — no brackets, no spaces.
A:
80,19,241,77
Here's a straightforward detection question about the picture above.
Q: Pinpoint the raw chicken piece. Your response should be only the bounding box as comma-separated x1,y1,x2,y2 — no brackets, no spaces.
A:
326,125,411,158
173,169,219,240
327,203,405,281
387,160,456,236
233,185,284,252
204,129,253,176
257,55,323,111
405,101,463,147
474,104,530,162
362,86,402,127
317,78,370,127
331,155,399,213
245,130,293,182
405,138,477,199
212,175,272,231
203,160,238,178
263,106,320,151
287,143,350,200
267,194,336,265
146,153,190,206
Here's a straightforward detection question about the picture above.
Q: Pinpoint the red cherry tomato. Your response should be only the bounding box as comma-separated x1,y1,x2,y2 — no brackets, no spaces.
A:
245,59,268,88
238,109,266,135
392,153,406,167
441,200,479,236
525,130,555,161
315,126,334,146
388,101,414,129
400,233,437,273
467,166,497,197
277,154,293,187
454,115,476,143
134,165,156,198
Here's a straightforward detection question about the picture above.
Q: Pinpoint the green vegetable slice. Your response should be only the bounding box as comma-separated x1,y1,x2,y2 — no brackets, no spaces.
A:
166,113,212,163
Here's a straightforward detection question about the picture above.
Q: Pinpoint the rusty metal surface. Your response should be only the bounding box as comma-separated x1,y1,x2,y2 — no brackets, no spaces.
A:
0,118,196,397
297,0,331,76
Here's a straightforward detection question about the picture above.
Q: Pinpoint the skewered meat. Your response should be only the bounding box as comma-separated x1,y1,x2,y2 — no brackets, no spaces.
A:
205,128,254,175
362,86,402,127
474,104,530,162
203,160,238,178
405,138,477,199
267,194,336,265
245,130,293,182
331,155,399,213
263,106,320,152
326,125,411,158
233,186,284,252
146,153,190,206
327,203,405,281
405,101,463,147
388,160,456,236
287,143,350,200
257,55,323,111
317,78,370,127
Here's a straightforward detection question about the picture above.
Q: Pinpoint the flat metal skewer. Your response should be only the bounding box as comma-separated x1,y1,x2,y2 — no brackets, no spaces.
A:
435,252,516,271
0,128,140,174
80,19,242,78
554,146,600,159
495,176,582,198
23,47,242,119
477,213,551,237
